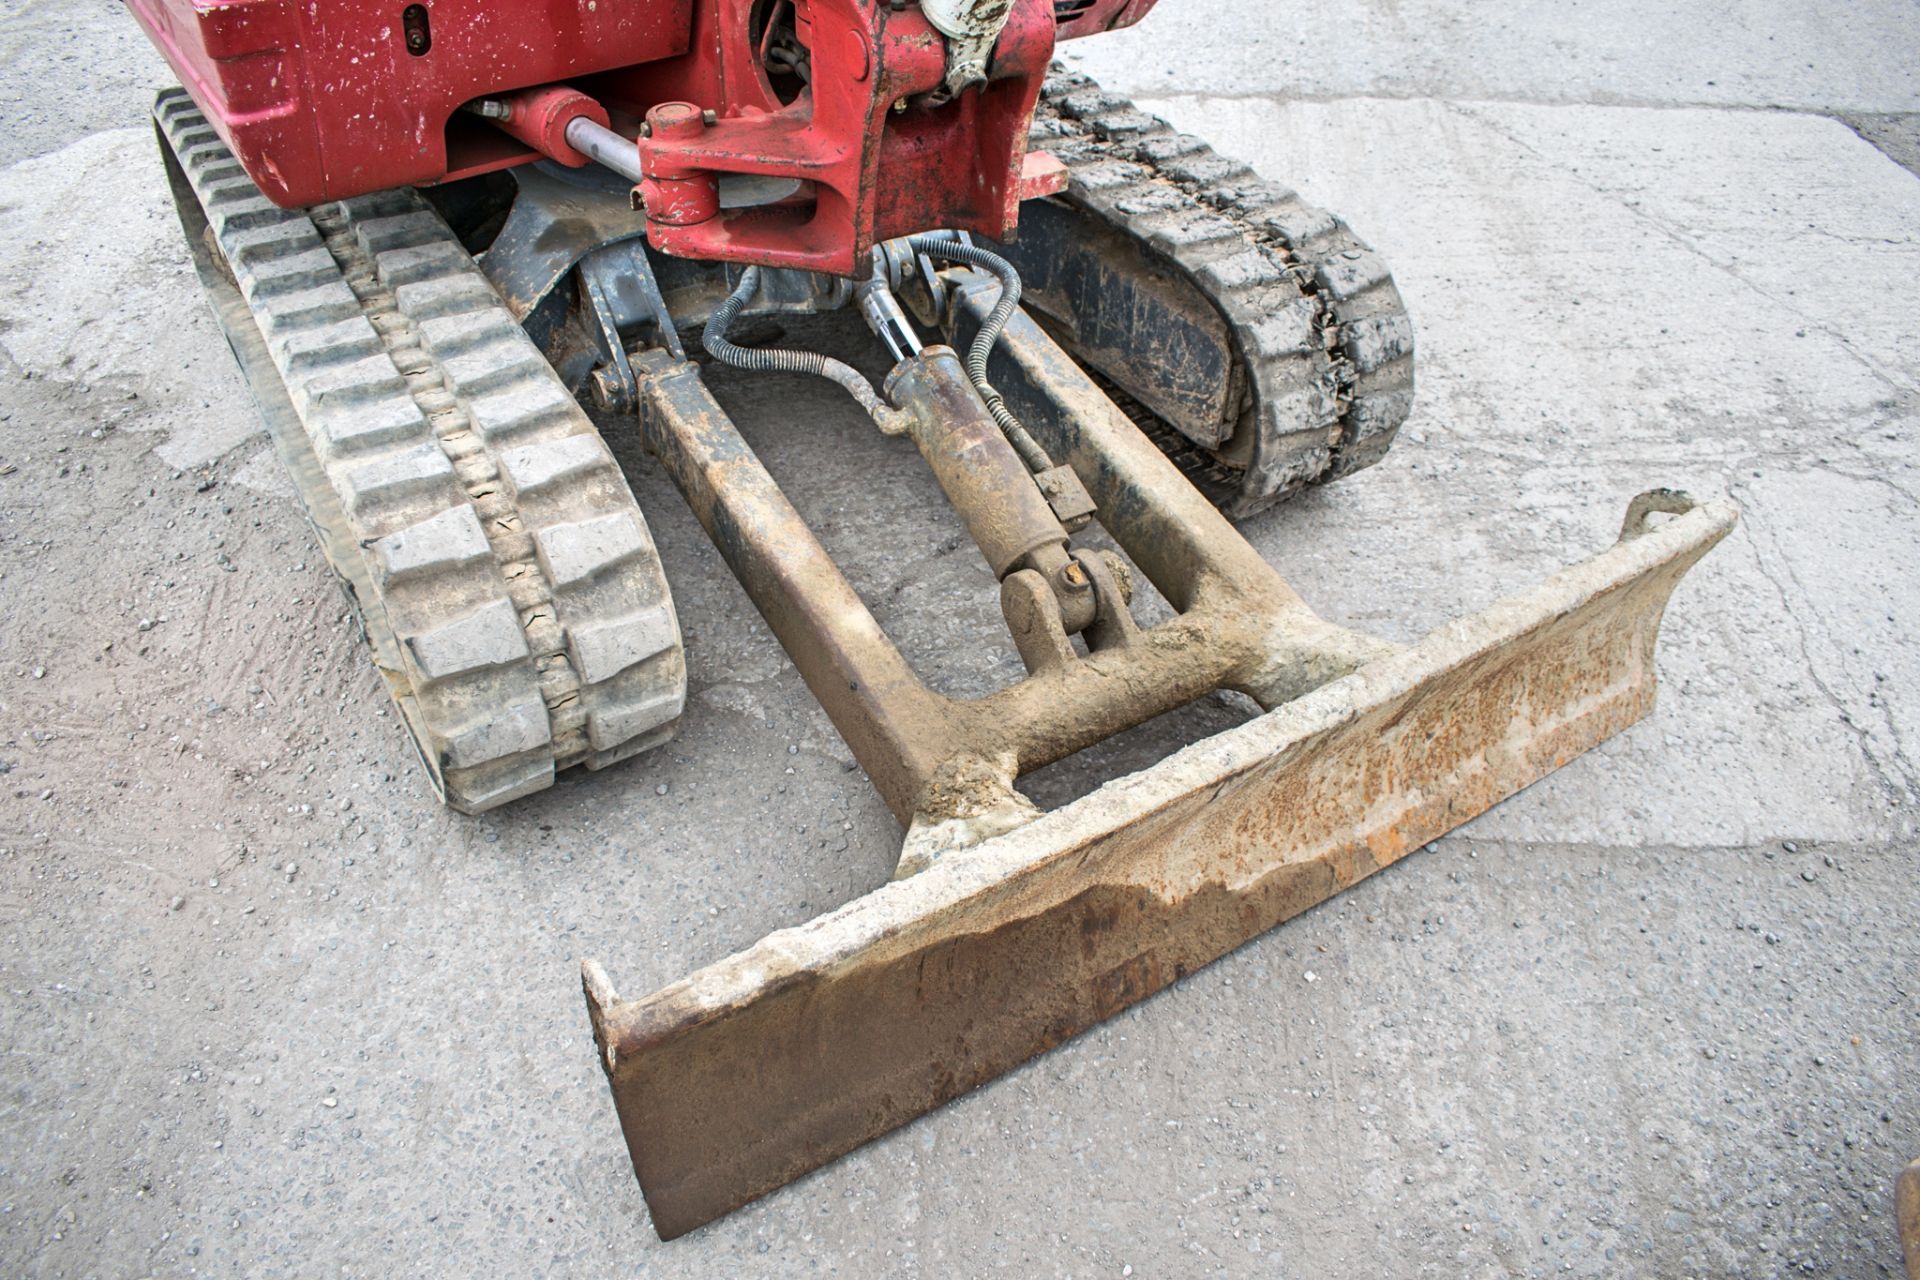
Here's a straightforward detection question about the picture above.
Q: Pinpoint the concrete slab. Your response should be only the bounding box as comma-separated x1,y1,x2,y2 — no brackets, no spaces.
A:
0,0,173,170
1135,94,1917,846
1847,113,1920,179
1068,0,1920,111
0,128,259,471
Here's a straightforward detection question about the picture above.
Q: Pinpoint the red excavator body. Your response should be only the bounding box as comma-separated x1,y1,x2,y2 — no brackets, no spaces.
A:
126,0,1156,273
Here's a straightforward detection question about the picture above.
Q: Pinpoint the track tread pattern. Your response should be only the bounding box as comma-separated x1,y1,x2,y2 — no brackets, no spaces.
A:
1029,70,1416,516
155,89,686,810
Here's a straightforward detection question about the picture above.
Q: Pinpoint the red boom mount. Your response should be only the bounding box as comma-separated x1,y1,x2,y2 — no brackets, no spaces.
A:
634,0,1063,274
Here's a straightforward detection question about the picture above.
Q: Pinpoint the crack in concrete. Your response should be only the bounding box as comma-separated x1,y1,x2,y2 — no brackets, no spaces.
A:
1728,471,1918,804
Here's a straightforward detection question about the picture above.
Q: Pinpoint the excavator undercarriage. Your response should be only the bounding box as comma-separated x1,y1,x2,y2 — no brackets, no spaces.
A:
137,0,1733,1238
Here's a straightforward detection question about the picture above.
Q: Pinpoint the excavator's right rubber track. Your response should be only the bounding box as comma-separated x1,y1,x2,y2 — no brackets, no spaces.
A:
1007,70,1416,519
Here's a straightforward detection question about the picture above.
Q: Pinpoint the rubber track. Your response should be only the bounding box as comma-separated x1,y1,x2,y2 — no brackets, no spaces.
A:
155,90,685,812
1030,70,1416,517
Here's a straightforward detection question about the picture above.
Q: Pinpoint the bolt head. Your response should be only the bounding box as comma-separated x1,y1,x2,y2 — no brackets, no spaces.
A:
590,366,627,413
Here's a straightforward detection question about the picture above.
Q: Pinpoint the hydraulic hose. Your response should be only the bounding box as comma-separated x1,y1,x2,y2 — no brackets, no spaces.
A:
906,236,1052,475
701,267,907,434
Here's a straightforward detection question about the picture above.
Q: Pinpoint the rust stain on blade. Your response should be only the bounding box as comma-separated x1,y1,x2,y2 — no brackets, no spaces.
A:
584,497,1737,1239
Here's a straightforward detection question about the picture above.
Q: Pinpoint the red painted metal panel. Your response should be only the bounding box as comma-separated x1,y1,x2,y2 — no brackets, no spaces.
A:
125,0,694,206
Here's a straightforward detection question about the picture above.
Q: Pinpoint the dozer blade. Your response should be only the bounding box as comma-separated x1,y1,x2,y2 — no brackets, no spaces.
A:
584,492,1736,1238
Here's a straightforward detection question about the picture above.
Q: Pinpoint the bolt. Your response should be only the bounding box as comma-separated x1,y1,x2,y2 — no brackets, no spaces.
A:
701,109,719,127
590,366,629,414
647,102,707,140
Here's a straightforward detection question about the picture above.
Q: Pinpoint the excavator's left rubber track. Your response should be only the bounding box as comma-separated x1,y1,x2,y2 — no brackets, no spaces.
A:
154,89,687,812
